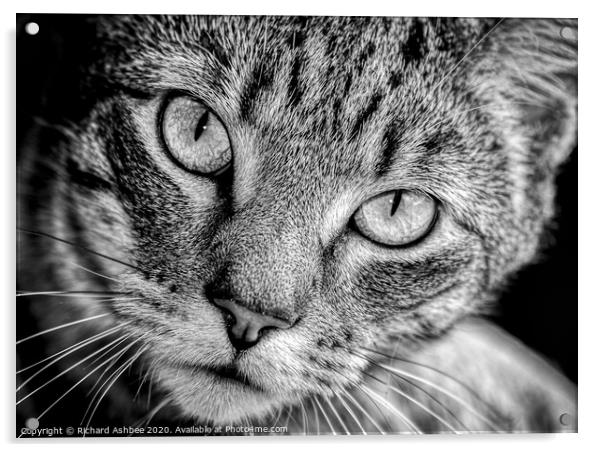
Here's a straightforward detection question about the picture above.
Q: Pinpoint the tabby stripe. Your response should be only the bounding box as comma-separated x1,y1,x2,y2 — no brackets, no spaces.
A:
240,62,275,123
422,129,460,156
375,123,400,176
402,18,428,64
350,91,383,140
66,159,113,192
456,218,491,290
354,42,376,75
388,70,404,90
287,52,304,108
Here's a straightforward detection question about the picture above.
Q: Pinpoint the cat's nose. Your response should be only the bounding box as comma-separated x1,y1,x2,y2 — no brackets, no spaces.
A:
212,298,293,351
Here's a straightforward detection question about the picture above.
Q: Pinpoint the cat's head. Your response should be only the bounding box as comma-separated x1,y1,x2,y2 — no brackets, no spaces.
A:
30,17,576,423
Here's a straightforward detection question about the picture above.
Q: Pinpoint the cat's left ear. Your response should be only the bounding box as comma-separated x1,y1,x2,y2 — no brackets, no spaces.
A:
470,18,577,170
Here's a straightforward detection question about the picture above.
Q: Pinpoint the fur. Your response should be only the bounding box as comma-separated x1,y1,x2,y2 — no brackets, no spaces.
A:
17,16,577,434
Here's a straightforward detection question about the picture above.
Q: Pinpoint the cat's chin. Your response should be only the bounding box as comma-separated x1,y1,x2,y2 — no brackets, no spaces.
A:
154,362,284,424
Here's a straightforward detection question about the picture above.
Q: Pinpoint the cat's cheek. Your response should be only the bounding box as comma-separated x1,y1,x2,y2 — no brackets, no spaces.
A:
106,277,234,363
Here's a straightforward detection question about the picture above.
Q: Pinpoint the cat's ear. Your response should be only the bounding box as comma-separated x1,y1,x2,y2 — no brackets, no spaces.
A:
470,18,577,170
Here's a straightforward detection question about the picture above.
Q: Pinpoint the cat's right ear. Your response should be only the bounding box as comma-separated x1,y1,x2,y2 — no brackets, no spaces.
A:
469,18,577,172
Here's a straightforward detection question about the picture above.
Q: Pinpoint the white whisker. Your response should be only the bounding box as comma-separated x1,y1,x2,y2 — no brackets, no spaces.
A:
308,397,321,435
283,405,293,432
360,386,421,434
134,366,152,401
136,397,172,430
17,333,132,404
378,362,501,431
34,339,140,421
313,396,337,435
270,406,283,429
431,18,505,93
67,261,121,282
16,313,110,345
382,377,459,433
300,399,309,435
16,324,124,390
325,396,350,435
17,323,126,375
342,389,384,435
17,291,125,298
83,333,142,398
84,345,147,429
335,392,366,435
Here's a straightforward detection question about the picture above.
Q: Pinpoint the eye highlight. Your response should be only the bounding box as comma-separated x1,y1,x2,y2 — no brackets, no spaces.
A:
161,96,232,175
352,190,437,246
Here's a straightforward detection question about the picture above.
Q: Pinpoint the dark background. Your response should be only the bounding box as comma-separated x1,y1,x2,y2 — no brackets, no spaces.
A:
17,14,577,385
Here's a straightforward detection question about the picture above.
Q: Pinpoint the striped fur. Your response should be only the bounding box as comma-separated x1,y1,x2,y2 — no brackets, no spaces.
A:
17,16,576,433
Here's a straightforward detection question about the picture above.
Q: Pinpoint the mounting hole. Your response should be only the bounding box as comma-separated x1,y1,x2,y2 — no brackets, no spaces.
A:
25,22,40,36
560,26,577,41
25,417,39,429
559,413,573,426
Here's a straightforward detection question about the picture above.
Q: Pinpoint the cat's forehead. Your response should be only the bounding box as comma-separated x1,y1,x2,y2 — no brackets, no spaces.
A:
98,16,499,208
99,16,491,104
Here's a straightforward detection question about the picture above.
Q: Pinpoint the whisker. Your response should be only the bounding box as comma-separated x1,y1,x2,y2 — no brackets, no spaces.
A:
361,368,459,433
334,392,366,435
33,341,138,421
17,227,144,273
67,261,121,282
17,323,126,375
431,18,505,93
18,294,143,305
270,406,283,430
84,345,147,429
299,399,309,435
359,385,421,434
313,395,337,435
325,396,350,435
420,99,556,137
16,324,125,390
286,405,302,433
146,367,156,410
83,352,130,419
17,291,128,298
355,351,469,431
283,405,293,432
327,364,394,433
16,313,110,345
51,297,145,304
376,361,502,431
308,397,320,436
134,366,153,402
383,337,403,401
80,331,136,372
359,345,499,414
83,334,139,397
135,397,171,430
17,333,132,404
341,389,384,435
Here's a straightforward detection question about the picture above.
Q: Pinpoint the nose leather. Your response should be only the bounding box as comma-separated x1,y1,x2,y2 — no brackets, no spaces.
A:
213,298,292,347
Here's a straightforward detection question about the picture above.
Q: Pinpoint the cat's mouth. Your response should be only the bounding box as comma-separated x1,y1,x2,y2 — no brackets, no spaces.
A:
181,362,264,392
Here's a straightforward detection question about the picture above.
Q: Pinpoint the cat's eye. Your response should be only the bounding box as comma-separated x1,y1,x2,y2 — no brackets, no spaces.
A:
161,96,232,175
352,190,437,246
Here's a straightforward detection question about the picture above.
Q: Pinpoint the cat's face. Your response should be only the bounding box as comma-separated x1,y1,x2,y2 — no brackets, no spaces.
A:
39,16,576,423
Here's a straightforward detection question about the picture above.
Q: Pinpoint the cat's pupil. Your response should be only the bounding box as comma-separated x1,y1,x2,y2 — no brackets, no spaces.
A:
194,110,210,141
390,191,403,216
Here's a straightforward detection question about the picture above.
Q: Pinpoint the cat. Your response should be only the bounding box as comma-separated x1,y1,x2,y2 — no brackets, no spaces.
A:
17,15,577,435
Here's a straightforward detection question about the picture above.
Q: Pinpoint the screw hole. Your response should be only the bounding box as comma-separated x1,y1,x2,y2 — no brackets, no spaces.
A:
25,22,39,36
